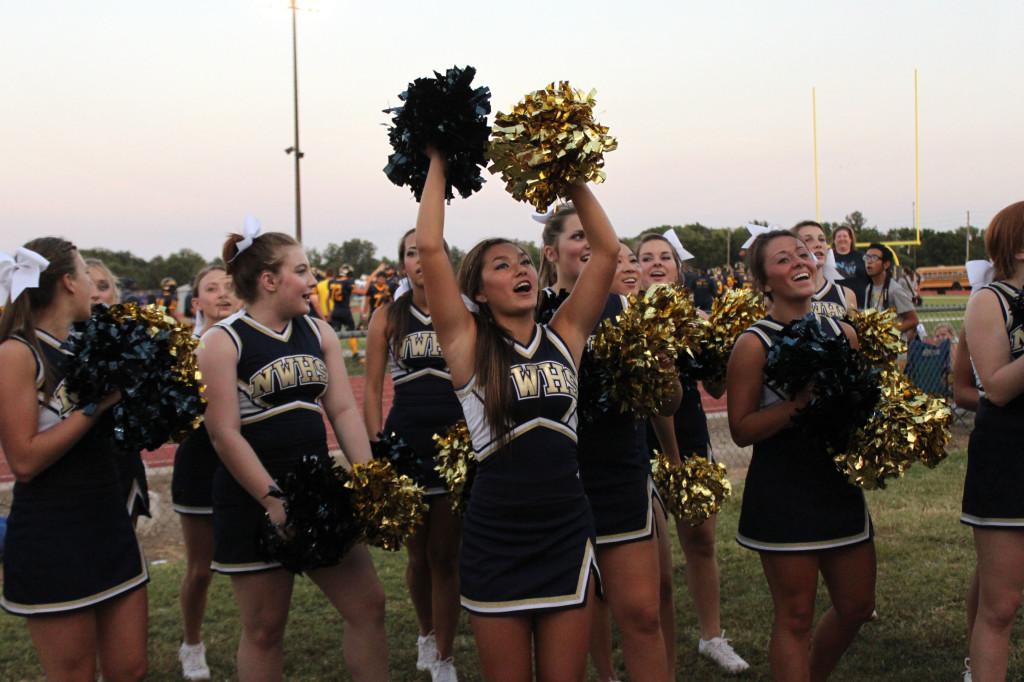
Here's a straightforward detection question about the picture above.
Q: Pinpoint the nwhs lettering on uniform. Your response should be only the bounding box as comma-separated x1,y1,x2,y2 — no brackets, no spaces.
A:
811,300,847,319
1013,327,1024,355
510,361,578,400
249,354,329,400
46,381,76,418
400,331,444,360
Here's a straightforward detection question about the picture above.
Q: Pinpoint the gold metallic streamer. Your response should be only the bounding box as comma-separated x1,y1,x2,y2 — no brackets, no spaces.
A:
698,288,766,384
487,82,617,211
833,369,952,489
433,421,475,515
347,460,426,551
848,308,906,368
651,451,732,525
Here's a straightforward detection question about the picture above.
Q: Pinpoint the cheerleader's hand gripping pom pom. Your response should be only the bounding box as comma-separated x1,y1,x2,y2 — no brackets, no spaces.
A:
433,421,476,515
694,288,766,384
383,65,491,202
61,302,205,452
764,314,881,454
257,455,361,574
347,459,426,551
371,431,433,484
847,308,906,368
651,451,732,525
488,81,617,212
834,369,952,489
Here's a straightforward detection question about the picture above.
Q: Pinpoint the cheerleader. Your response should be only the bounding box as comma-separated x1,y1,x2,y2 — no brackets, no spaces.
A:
85,258,152,526
727,231,875,681
0,238,148,681
416,148,617,681
538,208,676,682
171,264,240,681
960,201,1024,681
363,229,463,680
635,233,750,676
790,221,858,317
198,227,388,681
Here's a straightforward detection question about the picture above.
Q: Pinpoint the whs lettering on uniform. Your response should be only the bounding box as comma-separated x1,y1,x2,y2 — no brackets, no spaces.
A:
510,362,577,400
812,301,846,318
250,354,328,400
401,332,443,359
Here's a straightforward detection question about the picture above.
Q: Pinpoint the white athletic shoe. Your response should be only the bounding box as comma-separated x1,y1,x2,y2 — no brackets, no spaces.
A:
416,632,438,671
963,657,972,681
178,641,211,681
431,657,458,682
698,631,750,674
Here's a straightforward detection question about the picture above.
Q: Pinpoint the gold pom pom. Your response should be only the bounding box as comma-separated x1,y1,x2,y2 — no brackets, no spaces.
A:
589,284,696,417
698,288,766,384
651,451,732,526
848,308,906,368
347,460,426,551
487,82,617,211
433,421,476,515
833,369,953,489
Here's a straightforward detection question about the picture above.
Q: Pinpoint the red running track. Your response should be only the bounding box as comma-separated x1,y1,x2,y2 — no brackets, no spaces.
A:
0,376,726,484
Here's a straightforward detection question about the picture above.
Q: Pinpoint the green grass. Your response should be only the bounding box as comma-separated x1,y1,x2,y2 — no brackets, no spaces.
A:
3,450,1020,680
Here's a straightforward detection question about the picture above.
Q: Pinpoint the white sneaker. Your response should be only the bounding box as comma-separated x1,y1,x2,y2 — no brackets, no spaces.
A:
698,631,750,674
178,641,211,681
431,657,458,682
963,657,972,681
416,632,438,671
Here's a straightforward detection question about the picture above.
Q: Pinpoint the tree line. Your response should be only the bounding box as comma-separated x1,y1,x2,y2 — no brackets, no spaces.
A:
83,211,986,290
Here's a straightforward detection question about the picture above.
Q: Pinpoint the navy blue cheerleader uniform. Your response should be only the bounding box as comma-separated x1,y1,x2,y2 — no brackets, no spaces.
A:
1,331,148,615
736,316,873,552
811,279,851,319
384,301,464,495
543,292,655,546
113,446,149,518
457,323,599,614
209,312,330,574
172,330,218,515
961,281,1024,527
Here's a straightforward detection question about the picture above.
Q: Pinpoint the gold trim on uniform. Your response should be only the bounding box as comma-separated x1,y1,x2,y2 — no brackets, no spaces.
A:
736,504,871,552
595,477,656,546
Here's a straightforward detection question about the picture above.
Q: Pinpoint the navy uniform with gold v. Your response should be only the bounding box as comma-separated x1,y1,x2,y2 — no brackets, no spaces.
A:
172,329,218,515
210,311,330,573
736,316,873,552
457,322,599,615
543,291,655,546
2,331,149,616
811,279,851,319
962,281,1024,527
385,302,463,495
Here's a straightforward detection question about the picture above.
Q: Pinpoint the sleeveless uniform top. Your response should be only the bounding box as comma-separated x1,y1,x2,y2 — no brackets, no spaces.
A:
383,301,463,494
2,330,148,615
388,302,461,412
456,322,598,614
811,279,850,319
215,311,328,452
961,281,1024,527
736,315,872,552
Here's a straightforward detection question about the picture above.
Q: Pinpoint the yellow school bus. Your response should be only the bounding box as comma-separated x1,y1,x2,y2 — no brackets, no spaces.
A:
917,266,970,294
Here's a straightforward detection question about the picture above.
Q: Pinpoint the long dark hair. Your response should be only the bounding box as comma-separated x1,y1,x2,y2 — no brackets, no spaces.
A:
457,238,527,445
0,237,80,395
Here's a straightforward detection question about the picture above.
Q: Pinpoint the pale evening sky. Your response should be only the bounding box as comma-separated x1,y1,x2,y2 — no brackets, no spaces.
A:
2,0,1021,261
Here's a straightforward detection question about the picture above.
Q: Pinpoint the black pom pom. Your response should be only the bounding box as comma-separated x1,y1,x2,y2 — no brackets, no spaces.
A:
765,314,881,452
257,454,361,574
371,431,433,483
61,303,204,452
383,65,491,202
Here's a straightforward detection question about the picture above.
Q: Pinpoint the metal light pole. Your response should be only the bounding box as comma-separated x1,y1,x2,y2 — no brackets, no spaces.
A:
284,0,304,241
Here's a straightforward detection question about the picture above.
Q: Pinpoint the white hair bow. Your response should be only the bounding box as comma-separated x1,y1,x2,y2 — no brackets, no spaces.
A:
966,260,995,290
461,294,480,313
230,216,263,262
0,247,50,304
531,208,554,224
393,276,411,300
822,249,844,281
662,229,694,262
741,223,779,249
